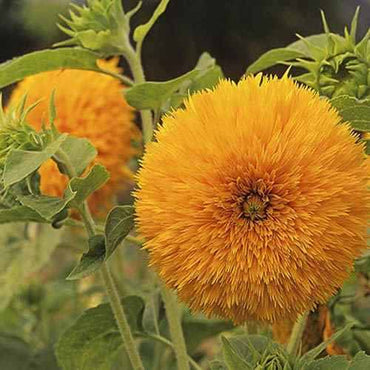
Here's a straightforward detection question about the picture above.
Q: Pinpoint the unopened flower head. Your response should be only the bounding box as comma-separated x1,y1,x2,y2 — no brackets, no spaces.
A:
8,59,138,212
57,0,135,56
136,75,369,323
0,96,47,166
289,8,370,99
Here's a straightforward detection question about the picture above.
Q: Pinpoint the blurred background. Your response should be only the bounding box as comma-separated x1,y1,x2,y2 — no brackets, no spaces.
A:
1,0,370,81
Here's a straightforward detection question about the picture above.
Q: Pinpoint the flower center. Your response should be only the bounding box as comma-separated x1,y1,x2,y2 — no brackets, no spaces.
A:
242,193,269,221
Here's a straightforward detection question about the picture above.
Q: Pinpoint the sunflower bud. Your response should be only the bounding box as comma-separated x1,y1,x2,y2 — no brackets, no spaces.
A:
0,96,45,165
288,8,370,99
56,0,139,57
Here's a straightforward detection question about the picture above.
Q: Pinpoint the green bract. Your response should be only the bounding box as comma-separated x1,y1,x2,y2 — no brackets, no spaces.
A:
56,0,139,56
0,96,49,166
247,8,370,99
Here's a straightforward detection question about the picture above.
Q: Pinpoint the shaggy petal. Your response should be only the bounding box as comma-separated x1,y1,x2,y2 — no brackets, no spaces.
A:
136,75,369,323
8,59,138,213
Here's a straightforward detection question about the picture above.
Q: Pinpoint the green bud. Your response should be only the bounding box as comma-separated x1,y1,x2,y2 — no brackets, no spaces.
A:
286,7,370,99
56,0,140,57
0,95,57,166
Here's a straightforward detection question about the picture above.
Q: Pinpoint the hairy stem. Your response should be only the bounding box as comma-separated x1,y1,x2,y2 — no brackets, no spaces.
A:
101,263,144,370
286,311,309,357
56,148,144,370
124,46,153,144
160,285,190,370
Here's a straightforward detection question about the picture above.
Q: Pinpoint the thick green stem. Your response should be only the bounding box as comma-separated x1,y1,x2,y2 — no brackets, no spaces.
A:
101,263,144,370
160,285,190,370
124,46,153,144
286,311,309,356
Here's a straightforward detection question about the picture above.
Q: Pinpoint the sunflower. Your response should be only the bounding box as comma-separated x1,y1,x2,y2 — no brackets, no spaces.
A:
8,59,137,213
135,75,369,323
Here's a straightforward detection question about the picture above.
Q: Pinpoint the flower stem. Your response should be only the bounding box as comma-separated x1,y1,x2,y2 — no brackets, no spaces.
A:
286,311,309,357
56,148,144,370
124,46,153,144
160,285,190,370
101,263,144,370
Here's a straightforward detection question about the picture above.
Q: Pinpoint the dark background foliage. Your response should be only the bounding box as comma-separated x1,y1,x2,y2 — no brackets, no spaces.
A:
1,0,370,80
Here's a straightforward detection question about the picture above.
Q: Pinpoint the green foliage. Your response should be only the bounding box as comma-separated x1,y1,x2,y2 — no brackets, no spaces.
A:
133,0,170,46
67,206,135,280
55,296,145,370
246,48,306,75
0,48,105,89
56,136,97,177
330,95,370,132
3,134,67,188
220,335,289,370
67,234,106,280
65,164,110,208
0,334,59,370
247,8,370,99
104,205,135,259
16,194,75,221
182,313,234,354
56,0,132,56
125,52,223,111
0,206,48,224
0,224,62,310
304,351,370,369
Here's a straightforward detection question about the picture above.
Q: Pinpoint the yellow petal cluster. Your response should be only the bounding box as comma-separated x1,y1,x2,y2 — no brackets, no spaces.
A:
135,75,369,323
8,59,138,213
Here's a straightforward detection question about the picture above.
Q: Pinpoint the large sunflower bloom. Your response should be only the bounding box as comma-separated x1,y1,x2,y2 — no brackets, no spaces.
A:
135,75,369,323
8,59,137,213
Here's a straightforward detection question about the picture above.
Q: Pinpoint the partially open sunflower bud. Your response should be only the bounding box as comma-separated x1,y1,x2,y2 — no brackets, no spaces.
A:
289,8,370,99
56,0,140,56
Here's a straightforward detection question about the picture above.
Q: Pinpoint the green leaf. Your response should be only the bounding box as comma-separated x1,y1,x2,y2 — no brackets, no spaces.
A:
189,52,223,91
125,69,199,110
221,336,251,370
349,351,370,369
305,351,370,370
246,48,305,74
330,95,370,132
67,235,106,280
183,314,233,354
57,136,97,177
221,335,287,370
126,51,223,111
0,334,31,370
288,34,335,55
55,296,145,370
104,205,134,259
66,164,110,208
3,134,67,188
0,48,103,89
0,224,62,310
0,206,48,224
68,203,133,280
133,0,170,44
304,356,349,370
16,193,75,220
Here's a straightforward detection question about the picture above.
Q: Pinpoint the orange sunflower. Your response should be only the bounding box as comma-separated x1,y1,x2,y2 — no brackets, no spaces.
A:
135,75,369,323
8,59,138,213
